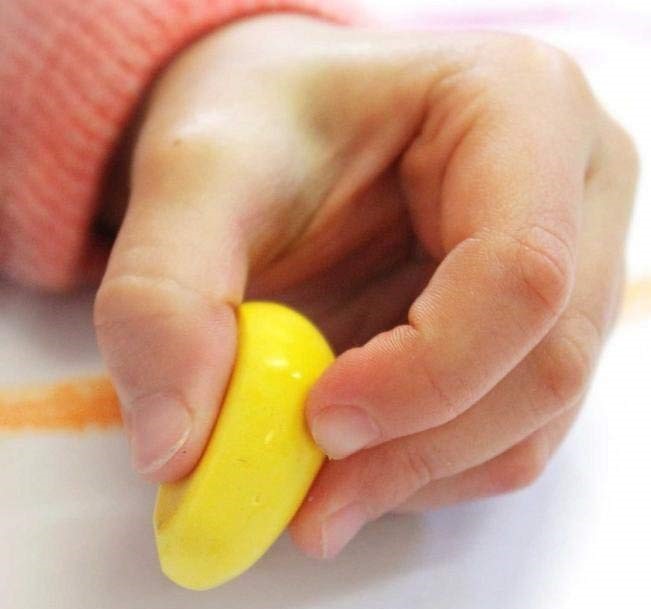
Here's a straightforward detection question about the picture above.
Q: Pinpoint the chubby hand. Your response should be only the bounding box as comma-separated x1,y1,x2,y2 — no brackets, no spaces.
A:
94,15,638,558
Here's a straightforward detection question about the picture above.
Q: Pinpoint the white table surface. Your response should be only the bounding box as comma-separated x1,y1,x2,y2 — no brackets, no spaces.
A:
1,2,650,608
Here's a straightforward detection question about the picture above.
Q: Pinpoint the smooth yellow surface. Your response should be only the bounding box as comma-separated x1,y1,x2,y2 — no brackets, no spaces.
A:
154,302,334,590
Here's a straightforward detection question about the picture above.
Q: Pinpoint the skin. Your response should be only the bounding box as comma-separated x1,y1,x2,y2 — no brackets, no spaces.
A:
93,15,639,559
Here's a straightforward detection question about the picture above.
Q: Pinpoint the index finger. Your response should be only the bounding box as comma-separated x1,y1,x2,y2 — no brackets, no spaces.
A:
306,49,594,459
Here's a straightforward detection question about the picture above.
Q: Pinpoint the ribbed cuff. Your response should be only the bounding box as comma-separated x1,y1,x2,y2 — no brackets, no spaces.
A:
0,0,362,289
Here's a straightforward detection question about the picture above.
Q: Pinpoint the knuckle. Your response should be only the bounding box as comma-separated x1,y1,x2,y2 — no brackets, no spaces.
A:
400,444,435,491
93,272,231,396
94,271,219,334
412,347,460,426
94,279,126,332
509,35,561,64
497,35,574,77
538,336,589,410
508,225,575,320
486,35,594,112
542,43,583,82
535,310,600,410
489,437,549,493
93,275,157,340
590,117,639,213
511,36,583,83
399,322,462,426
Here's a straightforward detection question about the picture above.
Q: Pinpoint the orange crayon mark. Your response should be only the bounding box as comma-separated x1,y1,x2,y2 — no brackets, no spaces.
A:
622,278,651,322
0,376,122,431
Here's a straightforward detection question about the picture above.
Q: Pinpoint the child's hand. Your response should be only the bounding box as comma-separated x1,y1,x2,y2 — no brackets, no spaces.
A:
94,15,638,557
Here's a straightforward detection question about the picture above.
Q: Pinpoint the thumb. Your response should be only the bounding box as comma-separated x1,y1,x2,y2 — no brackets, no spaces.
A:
94,142,249,482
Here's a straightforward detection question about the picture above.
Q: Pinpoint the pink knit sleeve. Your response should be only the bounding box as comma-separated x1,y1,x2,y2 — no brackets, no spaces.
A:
0,0,362,290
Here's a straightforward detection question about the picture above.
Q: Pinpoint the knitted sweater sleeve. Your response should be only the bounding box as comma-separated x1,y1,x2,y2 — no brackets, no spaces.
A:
0,0,361,289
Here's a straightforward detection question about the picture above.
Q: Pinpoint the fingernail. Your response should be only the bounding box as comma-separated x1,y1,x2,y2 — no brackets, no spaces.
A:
311,405,379,459
127,395,192,475
320,503,368,559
